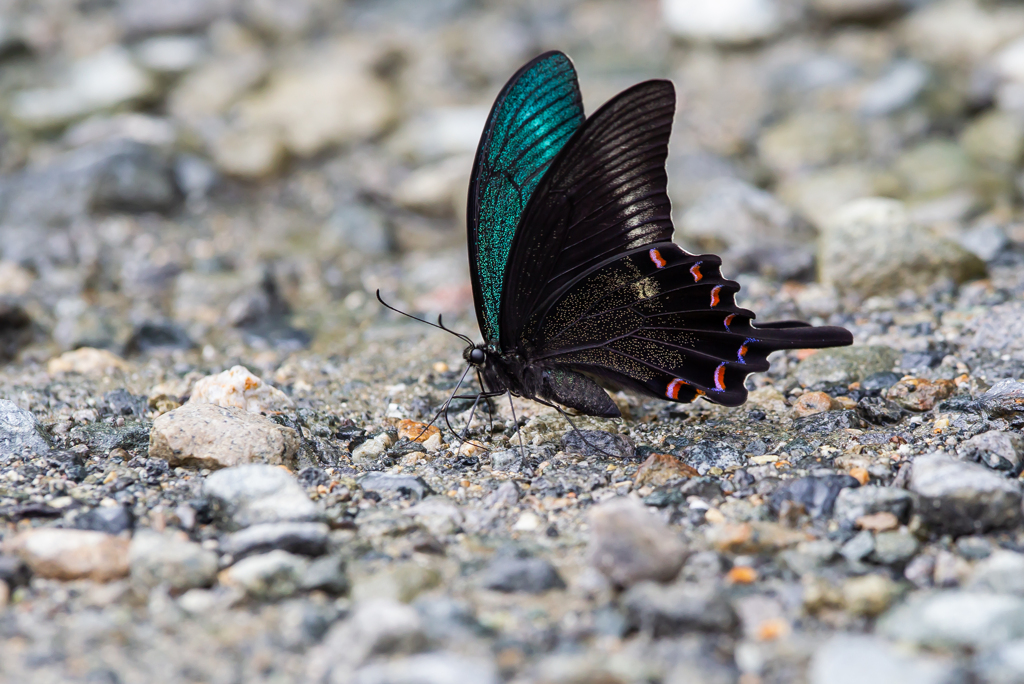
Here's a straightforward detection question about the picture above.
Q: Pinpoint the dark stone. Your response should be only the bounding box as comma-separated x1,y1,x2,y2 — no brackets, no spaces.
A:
910,453,1022,536
297,467,330,488
0,502,62,521
103,389,148,417
678,477,724,501
0,555,30,588
621,581,736,636
358,472,434,500
769,475,860,518
793,409,867,433
222,522,329,559
958,431,1024,474
679,441,743,474
833,485,914,526
642,486,687,508
0,301,32,361
68,420,151,454
123,321,194,355
300,555,349,596
857,396,904,425
90,141,180,213
478,555,565,594
560,430,635,460
0,400,49,460
979,380,1024,425
72,505,134,534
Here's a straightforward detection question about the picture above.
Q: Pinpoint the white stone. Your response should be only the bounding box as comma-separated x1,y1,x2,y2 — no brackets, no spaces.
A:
3,528,129,582
662,0,784,45
134,35,206,75
188,365,293,414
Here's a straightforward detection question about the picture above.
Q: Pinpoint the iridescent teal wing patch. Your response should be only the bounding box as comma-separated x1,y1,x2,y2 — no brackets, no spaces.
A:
467,50,584,346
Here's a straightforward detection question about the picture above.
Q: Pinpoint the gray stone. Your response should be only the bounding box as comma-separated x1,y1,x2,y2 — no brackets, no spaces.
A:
0,400,49,460
588,497,688,587
405,497,464,537
871,530,920,567
621,581,736,636
203,464,320,529
810,0,906,21
678,178,815,279
478,554,565,594
680,441,744,475
359,473,434,501
301,555,349,596
958,431,1024,474
307,599,427,682
967,551,1024,596
959,222,1009,263
489,449,523,472
810,634,965,684
796,346,901,387
219,550,309,599
221,522,329,560
150,403,300,470
878,591,1024,649
561,430,634,459
858,61,931,117
325,204,392,256
120,0,227,36
350,433,393,464
72,505,134,535
770,475,860,518
759,111,866,175
0,555,30,588
975,639,1024,684
841,530,876,563
979,379,1024,420
819,199,985,298
909,453,1022,536
352,654,499,684
833,486,914,526
128,530,219,592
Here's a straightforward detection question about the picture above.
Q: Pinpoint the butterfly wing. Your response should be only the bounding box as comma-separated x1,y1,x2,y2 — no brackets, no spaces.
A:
500,79,852,409
467,51,584,346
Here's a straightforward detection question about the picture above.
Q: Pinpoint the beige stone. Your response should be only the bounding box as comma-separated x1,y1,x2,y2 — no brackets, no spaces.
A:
188,365,293,414
149,402,299,469
47,348,129,376
4,528,129,582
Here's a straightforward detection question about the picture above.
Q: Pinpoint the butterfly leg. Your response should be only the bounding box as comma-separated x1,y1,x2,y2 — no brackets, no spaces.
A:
507,390,526,461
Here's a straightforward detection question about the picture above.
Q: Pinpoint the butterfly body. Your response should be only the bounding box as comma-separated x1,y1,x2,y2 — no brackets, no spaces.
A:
457,51,852,420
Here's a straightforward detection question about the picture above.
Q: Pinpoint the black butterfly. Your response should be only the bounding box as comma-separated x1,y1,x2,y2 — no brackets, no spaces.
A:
382,50,851,441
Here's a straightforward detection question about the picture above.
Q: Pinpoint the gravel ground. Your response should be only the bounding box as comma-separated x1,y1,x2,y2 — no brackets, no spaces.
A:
4,0,1024,682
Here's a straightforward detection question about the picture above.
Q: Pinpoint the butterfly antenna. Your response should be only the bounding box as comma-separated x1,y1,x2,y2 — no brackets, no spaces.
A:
375,290,474,345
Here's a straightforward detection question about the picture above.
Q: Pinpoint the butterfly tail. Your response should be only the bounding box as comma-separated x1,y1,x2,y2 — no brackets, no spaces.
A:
749,322,854,351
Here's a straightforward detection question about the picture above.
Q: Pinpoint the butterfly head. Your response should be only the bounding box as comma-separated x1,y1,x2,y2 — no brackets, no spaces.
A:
464,345,487,366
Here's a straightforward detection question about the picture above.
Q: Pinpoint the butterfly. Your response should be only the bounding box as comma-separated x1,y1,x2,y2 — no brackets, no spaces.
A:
381,50,852,439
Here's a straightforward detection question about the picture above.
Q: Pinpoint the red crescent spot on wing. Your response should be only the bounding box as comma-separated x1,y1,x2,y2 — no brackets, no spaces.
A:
738,343,749,361
695,388,705,396
690,263,703,282
666,378,684,399
714,363,727,391
649,248,667,269
724,313,735,330
710,285,721,307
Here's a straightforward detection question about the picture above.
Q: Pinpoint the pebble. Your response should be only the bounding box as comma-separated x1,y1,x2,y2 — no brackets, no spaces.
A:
633,453,699,487
560,429,634,459
679,441,743,474
842,574,899,617
209,125,286,179
871,529,920,566
840,530,876,563
351,653,499,684
621,581,736,636
128,529,219,592
858,61,931,117
819,199,985,298
73,505,135,535
202,464,320,529
187,365,294,413
978,379,1024,420
10,47,157,131
793,391,841,417
976,640,1024,684
0,399,50,460
795,346,900,387
769,474,860,519
149,402,300,469
886,378,955,412
3,529,129,582
878,590,1024,649
958,430,1024,474
587,497,688,587
168,51,268,121
351,433,394,464
758,111,865,176
0,580,7,610
958,221,1009,263
47,348,129,376
359,473,434,501
810,0,904,21
894,140,976,200
218,550,309,599
909,453,1022,535
133,35,206,75
706,522,810,555
0,555,30,588
856,512,899,532
662,0,784,45
809,634,966,684
966,550,1024,596
478,554,565,594
221,521,328,560
406,497,464,537
301,555,349,596
902,0,1024,68
236,45,395,158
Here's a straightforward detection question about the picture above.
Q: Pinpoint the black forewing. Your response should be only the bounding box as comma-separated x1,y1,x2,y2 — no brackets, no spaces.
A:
467,51,584,346
498,79,675,351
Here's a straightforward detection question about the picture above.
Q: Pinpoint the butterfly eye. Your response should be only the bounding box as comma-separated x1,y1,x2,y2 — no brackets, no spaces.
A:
469,348,486,365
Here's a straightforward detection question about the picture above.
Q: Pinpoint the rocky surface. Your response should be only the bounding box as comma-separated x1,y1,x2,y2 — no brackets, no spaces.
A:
2,0,1024,682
